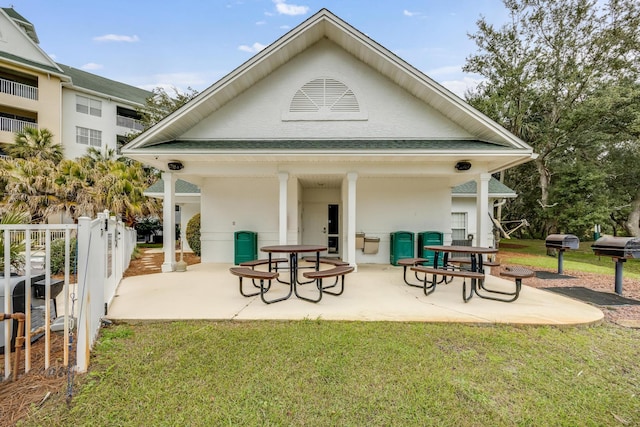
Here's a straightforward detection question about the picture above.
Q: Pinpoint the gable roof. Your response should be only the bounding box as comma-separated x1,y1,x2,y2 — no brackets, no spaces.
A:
124,9,533,151
452,178,517,198
0,7,65,77
1,7,39,43
57,63,153,106
145,179,200,195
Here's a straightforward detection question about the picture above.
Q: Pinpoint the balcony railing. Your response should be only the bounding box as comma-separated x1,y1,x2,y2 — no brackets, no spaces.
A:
0,117,37,133
116,115,144,131
0,77,38,100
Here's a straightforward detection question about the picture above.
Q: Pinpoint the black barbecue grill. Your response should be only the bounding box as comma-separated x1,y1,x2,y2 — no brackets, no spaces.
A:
545,234,580,274
591,236,640,295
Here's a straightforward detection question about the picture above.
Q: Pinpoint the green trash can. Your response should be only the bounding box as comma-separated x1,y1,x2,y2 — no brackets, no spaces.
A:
417,231,444,266
234,231,257,265
390,231,415,266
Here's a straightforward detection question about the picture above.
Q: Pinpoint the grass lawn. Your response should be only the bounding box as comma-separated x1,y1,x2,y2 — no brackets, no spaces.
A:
20,239,640,426
23,321,640,426
498,239,640,279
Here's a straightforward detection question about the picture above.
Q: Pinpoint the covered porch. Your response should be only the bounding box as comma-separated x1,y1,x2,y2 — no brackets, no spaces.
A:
105,263,603,325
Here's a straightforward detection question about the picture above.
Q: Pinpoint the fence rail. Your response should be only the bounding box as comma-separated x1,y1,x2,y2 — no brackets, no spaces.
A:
1,214,136,380
9,230,69,248
0,77,38,100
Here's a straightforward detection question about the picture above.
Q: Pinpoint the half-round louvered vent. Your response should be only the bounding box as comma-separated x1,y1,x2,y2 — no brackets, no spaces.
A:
289,78,360,113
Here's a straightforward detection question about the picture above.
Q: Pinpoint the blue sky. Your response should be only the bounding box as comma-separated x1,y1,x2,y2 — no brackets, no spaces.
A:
9,0,509,97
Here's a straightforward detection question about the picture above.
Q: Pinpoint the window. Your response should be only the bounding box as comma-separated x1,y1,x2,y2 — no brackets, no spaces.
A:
76,126,102,147
451,212,468,240
76,95,102,117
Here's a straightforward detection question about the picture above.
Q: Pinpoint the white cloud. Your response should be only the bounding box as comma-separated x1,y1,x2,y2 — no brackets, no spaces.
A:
280,25,291,30
256,20,267,25
426,65,463,77
403,9,419,17
238,42,267,53
81,62,103,70
93,34,140,43
440,76,485,99
137,72,217,93
273,0,309,16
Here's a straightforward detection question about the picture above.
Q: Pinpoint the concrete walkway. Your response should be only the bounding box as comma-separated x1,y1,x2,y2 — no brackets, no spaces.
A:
106,263,604,325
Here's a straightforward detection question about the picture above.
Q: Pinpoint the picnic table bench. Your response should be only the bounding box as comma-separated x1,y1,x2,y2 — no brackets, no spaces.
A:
302,265,354,298
229,267,290,304
411,265,485,301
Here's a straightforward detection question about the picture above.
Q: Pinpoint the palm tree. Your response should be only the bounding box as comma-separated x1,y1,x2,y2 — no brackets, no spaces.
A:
0,210,29,272
72,148,160,224
5,127,64,163
1,157,60,223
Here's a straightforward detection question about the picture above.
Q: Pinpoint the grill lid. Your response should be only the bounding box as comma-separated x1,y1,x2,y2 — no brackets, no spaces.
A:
545,234,580,249
591,237,640,258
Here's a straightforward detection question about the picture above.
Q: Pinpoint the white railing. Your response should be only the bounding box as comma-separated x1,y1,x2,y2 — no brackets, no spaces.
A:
1,213,136,379
10,230,68,249
0,77,38,100
116,115,144,131
0,117,37,133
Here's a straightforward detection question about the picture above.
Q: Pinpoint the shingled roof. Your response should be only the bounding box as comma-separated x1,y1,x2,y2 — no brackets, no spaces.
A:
57,63,152,106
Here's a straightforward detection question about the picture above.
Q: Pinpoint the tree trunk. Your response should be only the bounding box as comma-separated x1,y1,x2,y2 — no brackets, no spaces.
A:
535,157,551,207
624,190,640,237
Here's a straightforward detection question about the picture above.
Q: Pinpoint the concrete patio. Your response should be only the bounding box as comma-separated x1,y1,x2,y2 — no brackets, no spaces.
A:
106,263,604,325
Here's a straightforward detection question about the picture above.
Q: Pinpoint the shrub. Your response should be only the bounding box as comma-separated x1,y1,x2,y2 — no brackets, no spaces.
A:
50,237,77,275
186,213,201,257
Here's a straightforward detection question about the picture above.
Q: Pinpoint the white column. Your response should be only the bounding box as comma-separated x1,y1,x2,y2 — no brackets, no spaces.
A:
278,172,289,244
347,172,358,268
476,173,491,247
162,172,176,272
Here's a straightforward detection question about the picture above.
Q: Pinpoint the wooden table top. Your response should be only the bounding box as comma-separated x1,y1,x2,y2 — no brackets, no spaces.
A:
261,245,327,253
423,245,498,254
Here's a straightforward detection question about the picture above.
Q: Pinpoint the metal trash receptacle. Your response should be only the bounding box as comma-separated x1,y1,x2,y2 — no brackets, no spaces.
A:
417,231,443,266
363,237,380,254
234,231,257,265
390,231,415,266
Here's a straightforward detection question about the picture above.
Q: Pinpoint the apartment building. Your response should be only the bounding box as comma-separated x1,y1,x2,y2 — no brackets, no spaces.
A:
0,7,152,160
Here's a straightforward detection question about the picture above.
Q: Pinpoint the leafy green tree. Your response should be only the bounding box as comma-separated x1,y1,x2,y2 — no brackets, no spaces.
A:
131,87,199,137
3,126,63,163
465,0,640,237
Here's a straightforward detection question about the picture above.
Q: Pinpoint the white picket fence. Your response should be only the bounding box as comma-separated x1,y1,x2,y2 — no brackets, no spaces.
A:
1,212,136,379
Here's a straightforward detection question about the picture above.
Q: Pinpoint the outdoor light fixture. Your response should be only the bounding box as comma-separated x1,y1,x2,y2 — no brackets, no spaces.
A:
455,161,472,171
167,161,184,171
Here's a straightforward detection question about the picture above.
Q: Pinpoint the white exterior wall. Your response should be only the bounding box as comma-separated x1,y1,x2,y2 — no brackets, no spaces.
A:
183,39,474,141
61,88,137,160
355,177,451,264
200,177,281,263
452,197,498,247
